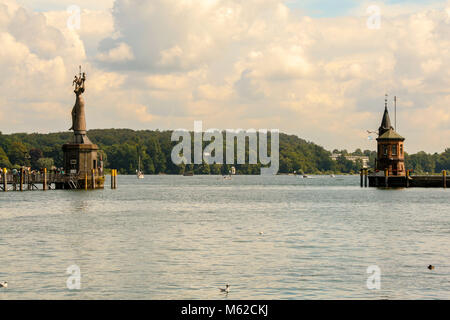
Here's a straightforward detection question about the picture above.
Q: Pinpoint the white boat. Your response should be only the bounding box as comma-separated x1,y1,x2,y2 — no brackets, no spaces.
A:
223,166,235,180
137,156,144,179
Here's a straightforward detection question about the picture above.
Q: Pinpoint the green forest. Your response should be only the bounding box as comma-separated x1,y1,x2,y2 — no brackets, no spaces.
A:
0,129,449,175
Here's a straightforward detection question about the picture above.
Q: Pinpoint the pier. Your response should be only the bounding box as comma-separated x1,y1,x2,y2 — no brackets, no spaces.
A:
363,169,448,188
0,168,109,191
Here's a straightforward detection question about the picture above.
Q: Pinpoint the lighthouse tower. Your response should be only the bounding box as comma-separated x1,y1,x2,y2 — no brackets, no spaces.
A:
375,96,406,176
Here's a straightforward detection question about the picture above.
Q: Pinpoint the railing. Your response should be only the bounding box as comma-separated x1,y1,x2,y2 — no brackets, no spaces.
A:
0,172,72,184
1,171,104,187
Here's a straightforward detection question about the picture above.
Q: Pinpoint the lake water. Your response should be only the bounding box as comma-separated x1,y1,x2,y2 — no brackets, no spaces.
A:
0,175,449,299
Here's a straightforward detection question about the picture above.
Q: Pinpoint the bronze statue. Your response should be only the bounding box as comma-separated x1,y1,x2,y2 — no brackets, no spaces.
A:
70,66,87,133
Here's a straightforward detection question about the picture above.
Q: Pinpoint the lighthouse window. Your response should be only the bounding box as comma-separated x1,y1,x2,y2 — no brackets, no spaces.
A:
383,145,388,156
392,145,398,156
400,145,403,155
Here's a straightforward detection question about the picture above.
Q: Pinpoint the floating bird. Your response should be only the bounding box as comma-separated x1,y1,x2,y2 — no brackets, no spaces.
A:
219,284,230,293
428,265,435,270
259,231,264,235
0,281,7,288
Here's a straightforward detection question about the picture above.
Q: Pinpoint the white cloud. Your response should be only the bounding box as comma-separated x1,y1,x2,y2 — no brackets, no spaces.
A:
43,8,114,57
97,42,134,62
16,0,114,11
1,0,450,154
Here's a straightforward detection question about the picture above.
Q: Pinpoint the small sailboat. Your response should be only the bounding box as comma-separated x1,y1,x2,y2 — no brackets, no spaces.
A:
223,166,235,180
136,156,144,179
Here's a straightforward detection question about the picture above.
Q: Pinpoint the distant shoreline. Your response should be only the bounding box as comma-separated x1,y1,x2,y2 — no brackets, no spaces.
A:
1,129,448,175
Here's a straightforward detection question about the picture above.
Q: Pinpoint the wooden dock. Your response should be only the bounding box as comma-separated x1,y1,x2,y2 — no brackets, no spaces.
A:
365,169,448,188
0,168,108,191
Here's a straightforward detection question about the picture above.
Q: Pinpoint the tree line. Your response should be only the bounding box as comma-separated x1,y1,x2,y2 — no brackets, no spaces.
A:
0,129,449,174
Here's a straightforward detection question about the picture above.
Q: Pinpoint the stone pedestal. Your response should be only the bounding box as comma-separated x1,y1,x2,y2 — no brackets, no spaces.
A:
62,142,104,189
63,143,99,176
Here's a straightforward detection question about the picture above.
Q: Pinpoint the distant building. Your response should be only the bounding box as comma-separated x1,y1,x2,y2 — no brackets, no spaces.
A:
330,154,370,168
375,99,406,176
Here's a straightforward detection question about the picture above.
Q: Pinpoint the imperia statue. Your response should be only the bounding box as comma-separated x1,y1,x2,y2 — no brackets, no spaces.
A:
70,66,87,133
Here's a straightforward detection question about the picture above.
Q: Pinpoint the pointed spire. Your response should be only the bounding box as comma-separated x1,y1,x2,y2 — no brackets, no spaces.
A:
379,94,393,136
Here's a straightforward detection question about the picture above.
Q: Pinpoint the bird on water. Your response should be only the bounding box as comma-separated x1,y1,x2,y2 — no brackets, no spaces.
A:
428,265,435,270
0,281,7,288
219,284,230,294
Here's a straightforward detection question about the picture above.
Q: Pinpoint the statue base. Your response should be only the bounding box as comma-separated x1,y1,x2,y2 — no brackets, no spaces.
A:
62,142,104,189
72,132,93,144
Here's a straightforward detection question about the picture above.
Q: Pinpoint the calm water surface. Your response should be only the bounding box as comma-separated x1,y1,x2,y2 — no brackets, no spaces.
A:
0,175,449,299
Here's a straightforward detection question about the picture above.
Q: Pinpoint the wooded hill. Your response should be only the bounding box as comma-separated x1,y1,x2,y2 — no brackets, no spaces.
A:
0,129,448,174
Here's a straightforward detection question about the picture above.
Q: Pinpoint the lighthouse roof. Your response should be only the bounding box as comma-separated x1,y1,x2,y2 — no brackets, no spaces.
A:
377,128,405,140
379,106,393,136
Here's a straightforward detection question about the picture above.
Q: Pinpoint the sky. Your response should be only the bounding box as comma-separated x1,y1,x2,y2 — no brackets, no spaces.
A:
287,0,445,17
1,0,450,154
